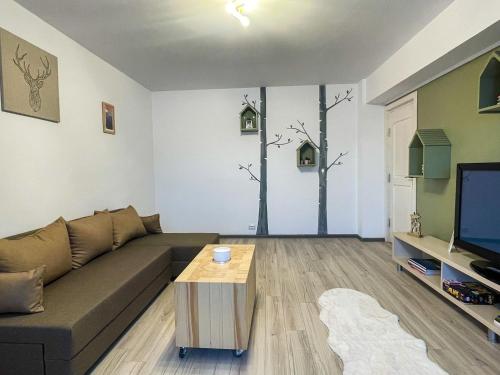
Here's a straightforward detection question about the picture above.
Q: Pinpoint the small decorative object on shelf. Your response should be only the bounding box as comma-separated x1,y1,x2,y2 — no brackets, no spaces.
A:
408,212,422,238
240,104,258,133
495,315,500,328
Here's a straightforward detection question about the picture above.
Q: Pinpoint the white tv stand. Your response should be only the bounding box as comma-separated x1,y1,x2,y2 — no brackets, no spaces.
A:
392,232,500,342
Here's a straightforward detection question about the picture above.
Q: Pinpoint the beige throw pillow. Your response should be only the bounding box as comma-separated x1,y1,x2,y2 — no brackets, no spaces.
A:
67,212,113,268
141,214,163,234
97,206,147,249
0,266,45,314
0,218,72,284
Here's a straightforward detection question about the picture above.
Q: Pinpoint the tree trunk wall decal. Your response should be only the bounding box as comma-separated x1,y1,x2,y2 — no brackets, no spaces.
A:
318,85,328,235
290,85,352,235
238,87,292,235
257,87,268,235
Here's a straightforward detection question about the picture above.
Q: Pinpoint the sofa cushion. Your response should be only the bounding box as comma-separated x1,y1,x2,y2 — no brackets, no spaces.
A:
0,266,45,314
0,242,171,360
109,206,147,249
141,214,163,234
66,213,113,269
96,206,148,250
0,218,72,284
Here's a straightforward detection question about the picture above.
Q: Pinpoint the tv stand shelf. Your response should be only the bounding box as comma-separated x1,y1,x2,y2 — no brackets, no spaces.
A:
393,232,500,341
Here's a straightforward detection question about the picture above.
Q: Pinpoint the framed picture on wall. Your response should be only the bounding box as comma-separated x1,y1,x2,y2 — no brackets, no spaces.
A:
0,28,60,122
102,102,115,134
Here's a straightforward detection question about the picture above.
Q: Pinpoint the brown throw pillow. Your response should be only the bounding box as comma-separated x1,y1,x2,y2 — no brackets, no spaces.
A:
0,218,72,284
98,206,147,249
0,266,45,314
66,212,113,269
141,214,163,234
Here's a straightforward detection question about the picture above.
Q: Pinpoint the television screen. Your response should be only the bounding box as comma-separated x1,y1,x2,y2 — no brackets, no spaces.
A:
456,164,500,262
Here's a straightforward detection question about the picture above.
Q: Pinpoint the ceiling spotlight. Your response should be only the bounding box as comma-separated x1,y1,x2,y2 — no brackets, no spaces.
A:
226,0,258,28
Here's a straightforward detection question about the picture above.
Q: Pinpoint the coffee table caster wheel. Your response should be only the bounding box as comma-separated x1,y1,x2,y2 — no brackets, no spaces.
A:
179,347,187,358
233,349,244,357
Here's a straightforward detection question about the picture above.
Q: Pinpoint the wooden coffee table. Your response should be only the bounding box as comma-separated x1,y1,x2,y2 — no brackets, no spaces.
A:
174,244,256,358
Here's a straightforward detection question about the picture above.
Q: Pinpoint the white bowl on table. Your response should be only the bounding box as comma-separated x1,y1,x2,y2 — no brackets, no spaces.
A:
213,246,231,264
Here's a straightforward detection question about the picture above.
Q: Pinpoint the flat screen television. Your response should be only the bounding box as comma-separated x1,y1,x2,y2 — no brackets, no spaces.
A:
455,163,500,283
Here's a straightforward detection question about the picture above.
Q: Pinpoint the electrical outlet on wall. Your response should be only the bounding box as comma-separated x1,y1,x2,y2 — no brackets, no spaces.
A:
248,224,256,230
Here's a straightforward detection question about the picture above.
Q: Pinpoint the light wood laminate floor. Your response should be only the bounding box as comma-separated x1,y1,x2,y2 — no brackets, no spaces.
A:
91,238,500,375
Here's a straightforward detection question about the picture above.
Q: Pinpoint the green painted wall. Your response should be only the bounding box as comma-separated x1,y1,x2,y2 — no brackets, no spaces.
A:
417,49,500,241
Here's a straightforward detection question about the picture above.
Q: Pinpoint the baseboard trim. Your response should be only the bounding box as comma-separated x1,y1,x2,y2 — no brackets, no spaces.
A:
357,236,386,242
219,234,386,242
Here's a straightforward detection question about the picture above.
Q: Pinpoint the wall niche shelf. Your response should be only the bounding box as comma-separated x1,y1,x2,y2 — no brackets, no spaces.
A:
409,129,451,179
297,140,317,167
393,233,500,341
478,50,500,114
240,105,258,133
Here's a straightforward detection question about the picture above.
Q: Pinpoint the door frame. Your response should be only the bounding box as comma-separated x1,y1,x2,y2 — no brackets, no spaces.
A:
384,91,418,242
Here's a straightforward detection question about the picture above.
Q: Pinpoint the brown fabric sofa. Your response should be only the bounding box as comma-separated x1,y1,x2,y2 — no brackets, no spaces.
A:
0,231,219,375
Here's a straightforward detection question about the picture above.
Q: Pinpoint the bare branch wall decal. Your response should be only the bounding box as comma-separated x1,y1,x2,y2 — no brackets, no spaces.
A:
266,134,292,148
238,163,260,183
327,151,348,171
288,120,319,149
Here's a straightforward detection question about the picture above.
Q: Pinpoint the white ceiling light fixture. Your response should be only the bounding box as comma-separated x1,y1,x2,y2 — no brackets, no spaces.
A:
225,0,258,28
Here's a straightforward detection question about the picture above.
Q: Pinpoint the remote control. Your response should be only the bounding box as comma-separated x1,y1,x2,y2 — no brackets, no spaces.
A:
495,315,500,329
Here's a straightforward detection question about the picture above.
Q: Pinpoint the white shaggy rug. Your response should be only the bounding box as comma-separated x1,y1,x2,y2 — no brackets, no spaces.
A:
318,288,448,375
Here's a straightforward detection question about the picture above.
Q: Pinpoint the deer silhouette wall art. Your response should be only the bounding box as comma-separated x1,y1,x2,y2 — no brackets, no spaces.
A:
12,44,52,113
0,28,60,122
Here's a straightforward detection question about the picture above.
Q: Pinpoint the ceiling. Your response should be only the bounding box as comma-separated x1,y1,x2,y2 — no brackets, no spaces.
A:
15,0,453,91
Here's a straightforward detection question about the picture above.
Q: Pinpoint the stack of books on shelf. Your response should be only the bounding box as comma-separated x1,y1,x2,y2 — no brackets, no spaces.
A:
407,258,441,275
442,280,498,305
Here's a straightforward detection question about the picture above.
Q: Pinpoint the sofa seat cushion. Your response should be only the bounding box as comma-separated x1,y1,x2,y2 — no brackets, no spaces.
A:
0,243,171,360
127,233,219,261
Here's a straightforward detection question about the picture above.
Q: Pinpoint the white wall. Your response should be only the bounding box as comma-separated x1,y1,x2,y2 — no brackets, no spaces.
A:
356,80,385,238
152,84,384,236
1,0,387,238
0,0,155,237
365,0,500,104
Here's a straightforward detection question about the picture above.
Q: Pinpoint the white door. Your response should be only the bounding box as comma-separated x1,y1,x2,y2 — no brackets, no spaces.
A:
385,92,417,241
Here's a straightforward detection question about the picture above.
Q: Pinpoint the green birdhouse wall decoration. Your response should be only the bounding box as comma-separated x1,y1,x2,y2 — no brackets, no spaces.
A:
240,104,258,133
409,129,451,179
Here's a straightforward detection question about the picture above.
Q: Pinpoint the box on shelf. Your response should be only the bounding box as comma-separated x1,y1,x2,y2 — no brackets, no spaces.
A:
443,280,498,305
